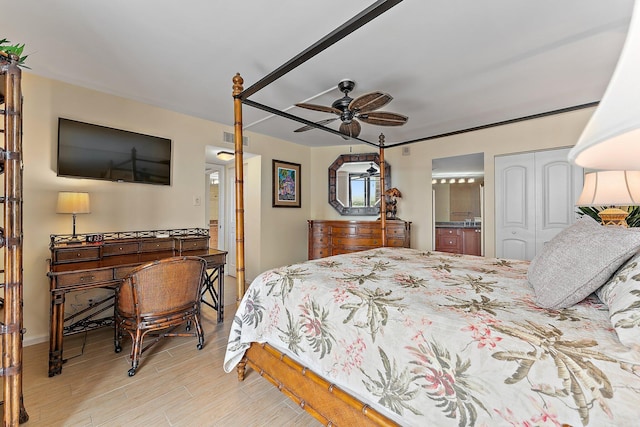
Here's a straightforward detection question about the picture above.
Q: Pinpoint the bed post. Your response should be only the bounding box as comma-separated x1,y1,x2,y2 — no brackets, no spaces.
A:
379,134,387,247
232,73,247,304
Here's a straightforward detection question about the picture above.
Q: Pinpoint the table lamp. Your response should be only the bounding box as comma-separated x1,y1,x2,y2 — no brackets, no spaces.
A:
576,171,640,227
56,191,90,242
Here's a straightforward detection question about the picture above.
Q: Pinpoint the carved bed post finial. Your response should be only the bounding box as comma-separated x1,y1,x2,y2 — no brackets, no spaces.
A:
379,134,387,247
233,73,247,305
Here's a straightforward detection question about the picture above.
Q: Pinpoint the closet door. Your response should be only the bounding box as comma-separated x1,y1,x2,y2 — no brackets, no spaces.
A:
534,149,583,254
495,153,536,260
495,148,583,261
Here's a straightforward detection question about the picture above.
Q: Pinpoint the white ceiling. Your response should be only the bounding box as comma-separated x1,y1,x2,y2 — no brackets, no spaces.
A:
3,0,634,152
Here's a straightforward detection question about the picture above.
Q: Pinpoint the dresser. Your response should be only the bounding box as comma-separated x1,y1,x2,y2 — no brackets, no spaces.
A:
47,228,227,376
308,220,411,260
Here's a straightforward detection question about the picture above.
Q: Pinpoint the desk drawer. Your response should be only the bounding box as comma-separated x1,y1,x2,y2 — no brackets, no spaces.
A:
54,247,101,263
56,269,114,288
177,238,208,252
102,242,139,256
141,239,175,252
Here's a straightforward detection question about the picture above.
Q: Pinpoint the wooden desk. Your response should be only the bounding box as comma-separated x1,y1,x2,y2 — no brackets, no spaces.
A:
47,229,226,377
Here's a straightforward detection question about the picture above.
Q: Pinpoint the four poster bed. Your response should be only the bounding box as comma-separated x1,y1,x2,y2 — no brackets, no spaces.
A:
223,1,640,425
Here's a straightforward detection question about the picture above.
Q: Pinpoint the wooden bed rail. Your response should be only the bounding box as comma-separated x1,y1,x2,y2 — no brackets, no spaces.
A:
238,343,398,427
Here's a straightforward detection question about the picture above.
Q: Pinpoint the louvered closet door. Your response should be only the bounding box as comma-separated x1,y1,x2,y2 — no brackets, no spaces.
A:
495,153,536,260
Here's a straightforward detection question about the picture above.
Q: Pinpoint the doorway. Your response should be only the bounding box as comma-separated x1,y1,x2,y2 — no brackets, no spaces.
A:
205,164,225,250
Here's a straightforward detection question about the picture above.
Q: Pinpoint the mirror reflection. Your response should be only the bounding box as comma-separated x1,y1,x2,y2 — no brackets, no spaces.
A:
432,153,484,256
336,162,380,208
329,153,391,216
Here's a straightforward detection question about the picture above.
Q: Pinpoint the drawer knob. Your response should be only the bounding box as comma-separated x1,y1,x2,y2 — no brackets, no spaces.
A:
76,253,81,257
119,247,124,251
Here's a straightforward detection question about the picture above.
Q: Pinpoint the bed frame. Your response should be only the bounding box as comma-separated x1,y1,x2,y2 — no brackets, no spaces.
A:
228,4,599,424
228,3,404,424
237,343,398,426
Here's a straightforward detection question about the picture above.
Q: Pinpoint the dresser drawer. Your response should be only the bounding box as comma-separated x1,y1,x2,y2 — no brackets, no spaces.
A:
141,239,175,252
333,236,381,247
311,247,331,260
311,224,330,235
386,226,406,237
386,238,406,247
56,269,114,288
355,226,377,235
331,226,358,237
103,242,139,256
177,237,207,252
312,235,330,246
54,247,101,263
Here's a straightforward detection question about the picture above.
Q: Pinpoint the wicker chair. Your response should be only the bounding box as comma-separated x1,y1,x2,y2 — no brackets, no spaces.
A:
114,256,207,376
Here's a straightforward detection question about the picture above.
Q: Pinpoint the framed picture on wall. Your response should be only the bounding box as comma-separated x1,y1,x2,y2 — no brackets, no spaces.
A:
272,159,301,208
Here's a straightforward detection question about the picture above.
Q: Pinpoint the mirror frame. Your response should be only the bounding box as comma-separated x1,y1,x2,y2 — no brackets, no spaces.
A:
328,153,391,216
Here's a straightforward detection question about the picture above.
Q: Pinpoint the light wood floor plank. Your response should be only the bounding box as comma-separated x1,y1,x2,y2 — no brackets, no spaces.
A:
18,276,320,426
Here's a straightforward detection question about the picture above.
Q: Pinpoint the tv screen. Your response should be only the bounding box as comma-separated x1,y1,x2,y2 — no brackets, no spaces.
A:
57,118,172,185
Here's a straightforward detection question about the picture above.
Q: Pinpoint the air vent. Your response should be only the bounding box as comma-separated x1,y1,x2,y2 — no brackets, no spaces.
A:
223,131,249,146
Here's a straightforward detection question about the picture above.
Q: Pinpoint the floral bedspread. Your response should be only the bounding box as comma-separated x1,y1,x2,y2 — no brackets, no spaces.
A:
223,248,640,426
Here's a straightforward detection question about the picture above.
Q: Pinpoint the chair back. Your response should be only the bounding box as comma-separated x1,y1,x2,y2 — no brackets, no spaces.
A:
117,256,206,319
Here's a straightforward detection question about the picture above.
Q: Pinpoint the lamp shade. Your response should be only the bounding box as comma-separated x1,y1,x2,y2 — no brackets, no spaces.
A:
56,192,91,214
568,1,640,170
576,170,640,206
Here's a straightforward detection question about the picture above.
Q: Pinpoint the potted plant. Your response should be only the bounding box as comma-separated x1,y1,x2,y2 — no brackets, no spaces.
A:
0,39,28,66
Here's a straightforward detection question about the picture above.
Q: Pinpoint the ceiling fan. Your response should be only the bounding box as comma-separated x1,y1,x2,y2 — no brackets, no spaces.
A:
294,79,408,139
350,163,380,180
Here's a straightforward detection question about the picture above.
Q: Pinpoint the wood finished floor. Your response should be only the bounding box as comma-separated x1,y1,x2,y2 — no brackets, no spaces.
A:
19,278,320,427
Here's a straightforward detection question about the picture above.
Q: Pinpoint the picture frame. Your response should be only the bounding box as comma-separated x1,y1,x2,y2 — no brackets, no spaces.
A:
272,159,301,208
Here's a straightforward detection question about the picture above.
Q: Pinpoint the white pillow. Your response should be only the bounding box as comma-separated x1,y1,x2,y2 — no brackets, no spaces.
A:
596,252,640,350
528,216,640,309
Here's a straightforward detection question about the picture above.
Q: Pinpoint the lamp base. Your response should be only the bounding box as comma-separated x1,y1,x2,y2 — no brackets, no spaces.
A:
598,207,629,227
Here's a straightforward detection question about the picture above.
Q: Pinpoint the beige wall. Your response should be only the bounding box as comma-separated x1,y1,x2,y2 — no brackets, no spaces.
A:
21,73,311,345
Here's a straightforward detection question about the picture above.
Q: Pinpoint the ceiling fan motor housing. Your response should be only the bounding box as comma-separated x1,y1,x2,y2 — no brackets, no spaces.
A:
338,79,355,94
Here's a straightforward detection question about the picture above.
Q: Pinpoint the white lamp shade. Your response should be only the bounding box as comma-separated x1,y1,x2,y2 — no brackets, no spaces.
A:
576,170,640,206
56,192,91,214
568,1,640,170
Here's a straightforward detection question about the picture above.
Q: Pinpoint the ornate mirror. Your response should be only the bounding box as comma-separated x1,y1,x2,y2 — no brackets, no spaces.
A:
328,153,391,216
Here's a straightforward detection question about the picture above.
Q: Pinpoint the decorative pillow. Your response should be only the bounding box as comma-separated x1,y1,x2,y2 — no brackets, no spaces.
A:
528,215,640,309
596,252,640,350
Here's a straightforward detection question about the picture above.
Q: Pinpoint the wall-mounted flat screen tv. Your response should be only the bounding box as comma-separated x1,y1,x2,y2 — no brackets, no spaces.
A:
57,118,172,186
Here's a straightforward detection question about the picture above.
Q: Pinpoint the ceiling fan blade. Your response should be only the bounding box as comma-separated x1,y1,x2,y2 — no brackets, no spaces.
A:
295,103,341,115
339,120,361,139
293,118,338,133
358,111,408,126
349,91,392,113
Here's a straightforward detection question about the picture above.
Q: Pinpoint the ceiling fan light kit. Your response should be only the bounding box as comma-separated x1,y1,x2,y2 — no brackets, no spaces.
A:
294,79,408,139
